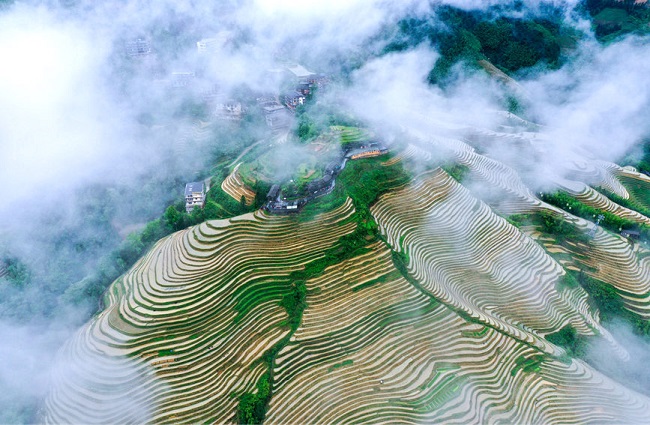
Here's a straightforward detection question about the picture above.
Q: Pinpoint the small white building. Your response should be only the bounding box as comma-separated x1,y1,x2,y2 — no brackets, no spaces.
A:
196,32,232,53
214,98,243,120
185,182,206,213
125,38,151,57
171,72,195,88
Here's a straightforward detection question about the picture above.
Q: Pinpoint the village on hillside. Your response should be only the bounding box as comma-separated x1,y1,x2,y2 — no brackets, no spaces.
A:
124,33,389,215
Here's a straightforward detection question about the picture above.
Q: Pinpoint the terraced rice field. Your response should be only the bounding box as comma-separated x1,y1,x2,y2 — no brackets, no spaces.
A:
270,301,650,424
616,170,650,211
333,126,373,147
371,168,600,354
222,163,256,206
44,200,357,423
405,134,650,320
561,183,650,226
45,129,650,423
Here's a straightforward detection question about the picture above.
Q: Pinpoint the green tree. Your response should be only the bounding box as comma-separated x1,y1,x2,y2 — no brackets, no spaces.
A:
163,205,183,231
502,41,538,71
474,20,511,52
190,204,206,224
203,200,220,220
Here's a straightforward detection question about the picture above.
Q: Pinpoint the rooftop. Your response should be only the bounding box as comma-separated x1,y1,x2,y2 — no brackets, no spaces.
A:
284,91,305,100
262,104,287,113
286,64,316,79
125,38,151,56
185,182,205,196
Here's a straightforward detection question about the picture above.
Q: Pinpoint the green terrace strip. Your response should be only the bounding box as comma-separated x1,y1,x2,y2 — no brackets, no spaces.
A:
327,359,353,373
237,154,410,424
511,354,545,377
595,185,650,219
618,174,650,211
540,190,650,241
507,210,592,247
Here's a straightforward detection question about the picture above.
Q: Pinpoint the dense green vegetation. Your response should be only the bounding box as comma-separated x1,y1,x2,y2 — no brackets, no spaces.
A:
295,103,363,144
574,270,650,336
386,6,571,87
507,210,591,246
0,257,30,289
627,139,650,175
238,372,272,425
584,0,650,40
299,152,411,221
441,163,470,183
540,191,650,241
545,324,589,358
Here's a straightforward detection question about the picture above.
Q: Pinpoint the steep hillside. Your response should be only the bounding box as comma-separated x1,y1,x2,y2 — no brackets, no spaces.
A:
44,201,357,423
44,123,650,423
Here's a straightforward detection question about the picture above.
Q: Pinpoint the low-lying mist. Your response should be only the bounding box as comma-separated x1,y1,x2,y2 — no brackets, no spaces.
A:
1,0,650,422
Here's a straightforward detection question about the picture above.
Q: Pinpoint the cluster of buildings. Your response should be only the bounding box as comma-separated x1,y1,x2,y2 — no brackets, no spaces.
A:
202,86,244,121
259,64,329,129
282,64,328,111
122,36,369,216
125,33,329,128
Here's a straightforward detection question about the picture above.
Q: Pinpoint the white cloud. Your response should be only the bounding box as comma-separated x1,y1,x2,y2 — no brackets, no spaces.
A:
524,37,650,164
0,6,119,206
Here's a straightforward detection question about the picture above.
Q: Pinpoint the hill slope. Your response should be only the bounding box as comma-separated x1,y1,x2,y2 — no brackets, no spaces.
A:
44,125,650,423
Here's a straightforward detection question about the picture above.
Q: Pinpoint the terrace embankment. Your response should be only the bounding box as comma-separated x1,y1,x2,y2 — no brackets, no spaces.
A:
221,162,256,206
265,217,650,424
44,131,650,423
44,199,357,423
371,168,601,355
